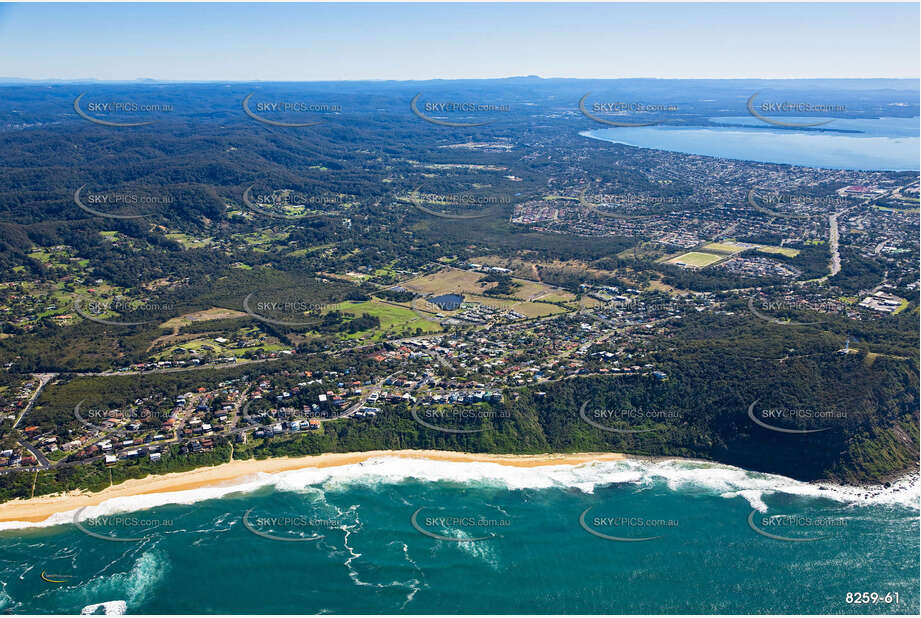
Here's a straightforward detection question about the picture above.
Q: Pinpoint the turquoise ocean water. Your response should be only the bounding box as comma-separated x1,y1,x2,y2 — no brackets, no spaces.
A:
0,457,918,614
582,116,920,171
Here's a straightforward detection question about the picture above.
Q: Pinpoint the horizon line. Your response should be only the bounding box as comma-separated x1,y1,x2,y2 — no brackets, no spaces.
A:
2,76,920,84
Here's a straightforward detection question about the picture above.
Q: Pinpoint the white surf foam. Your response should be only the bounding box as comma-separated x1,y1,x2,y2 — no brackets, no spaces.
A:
0,474,274,532
0,587,12,612
80,600,127,615
1,456,917,530
69,550,165,614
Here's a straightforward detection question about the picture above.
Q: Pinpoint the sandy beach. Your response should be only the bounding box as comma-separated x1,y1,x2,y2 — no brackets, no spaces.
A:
0,450,625,524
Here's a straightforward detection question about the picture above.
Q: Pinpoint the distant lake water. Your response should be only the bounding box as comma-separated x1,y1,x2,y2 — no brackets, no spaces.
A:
582,116,920,171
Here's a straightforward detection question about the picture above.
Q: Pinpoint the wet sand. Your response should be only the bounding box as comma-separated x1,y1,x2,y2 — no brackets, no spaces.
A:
0,450,625,523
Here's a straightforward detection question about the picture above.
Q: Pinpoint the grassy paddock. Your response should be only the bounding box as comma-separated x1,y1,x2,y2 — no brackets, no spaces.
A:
666,251,723,268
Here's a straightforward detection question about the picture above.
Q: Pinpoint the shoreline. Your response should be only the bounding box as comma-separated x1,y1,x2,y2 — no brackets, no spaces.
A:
0,450,626,524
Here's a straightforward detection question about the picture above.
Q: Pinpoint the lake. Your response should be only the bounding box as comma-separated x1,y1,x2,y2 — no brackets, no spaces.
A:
582,116,920,171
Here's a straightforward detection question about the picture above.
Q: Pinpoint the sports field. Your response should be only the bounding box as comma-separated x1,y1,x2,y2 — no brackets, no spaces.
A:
666,251,723,268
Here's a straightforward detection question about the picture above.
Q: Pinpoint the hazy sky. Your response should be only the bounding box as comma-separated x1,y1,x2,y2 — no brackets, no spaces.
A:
1,2,918,80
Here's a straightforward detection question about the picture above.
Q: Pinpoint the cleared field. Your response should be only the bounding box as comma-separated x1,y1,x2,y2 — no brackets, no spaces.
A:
874,205,920,214
468,255,542,281
406,291,563,319
402,269,489,296
667,252,723,268
701,241,752,254
328,300,441,339
513,280,576,302
165,233,213,248
617,243,668,260
511,301,568,318
539,292,577,303
161,308,248,332
154,335,286,360
461,295,566,318
288,243,336,258
28,250,52,263
645,280,686,294
147,331,210,353
401,268,574,303
755,245,800,257
578,296,604,308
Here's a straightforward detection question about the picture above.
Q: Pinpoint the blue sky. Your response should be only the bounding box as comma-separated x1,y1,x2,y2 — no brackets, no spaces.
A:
0,2,918,80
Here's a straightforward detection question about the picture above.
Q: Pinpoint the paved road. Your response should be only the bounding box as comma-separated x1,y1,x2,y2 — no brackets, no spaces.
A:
12,373,56,429
338,371,398,418
20,440,51,468
828,211,842,277
71,358,271,377
430,350,454,371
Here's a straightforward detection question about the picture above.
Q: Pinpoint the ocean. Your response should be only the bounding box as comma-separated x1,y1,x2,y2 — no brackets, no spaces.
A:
582,116,921,171
0,457,917,615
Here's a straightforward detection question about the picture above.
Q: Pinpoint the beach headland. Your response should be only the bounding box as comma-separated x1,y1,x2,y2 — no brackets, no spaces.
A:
0,450,626,524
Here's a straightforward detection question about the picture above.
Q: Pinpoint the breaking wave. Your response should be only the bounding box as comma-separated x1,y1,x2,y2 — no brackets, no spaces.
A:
81,600,127,615
2,457,917,531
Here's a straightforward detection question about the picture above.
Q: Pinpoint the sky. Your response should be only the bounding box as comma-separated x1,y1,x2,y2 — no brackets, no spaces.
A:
0,2,918,81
